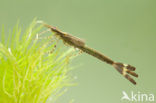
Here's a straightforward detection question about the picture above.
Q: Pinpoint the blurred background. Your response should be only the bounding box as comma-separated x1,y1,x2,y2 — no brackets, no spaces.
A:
0,0,156,102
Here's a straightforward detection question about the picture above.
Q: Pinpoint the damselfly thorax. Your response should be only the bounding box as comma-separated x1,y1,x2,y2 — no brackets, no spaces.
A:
43,23,85,48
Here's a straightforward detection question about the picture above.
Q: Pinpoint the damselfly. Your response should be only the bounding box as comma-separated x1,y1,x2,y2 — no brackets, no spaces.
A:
38,21,138,85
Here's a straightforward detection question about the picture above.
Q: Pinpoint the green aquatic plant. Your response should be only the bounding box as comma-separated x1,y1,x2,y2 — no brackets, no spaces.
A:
0,19,75,103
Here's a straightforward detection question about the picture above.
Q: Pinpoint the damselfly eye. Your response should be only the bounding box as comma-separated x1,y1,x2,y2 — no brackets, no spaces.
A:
50,26,58,32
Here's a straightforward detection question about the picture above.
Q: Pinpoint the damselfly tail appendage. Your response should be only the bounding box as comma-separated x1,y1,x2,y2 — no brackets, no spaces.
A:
112,62,138,85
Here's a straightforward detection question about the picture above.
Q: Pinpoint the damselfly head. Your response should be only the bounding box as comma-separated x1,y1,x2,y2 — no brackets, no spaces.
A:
37,20,56,31
112,62,138,85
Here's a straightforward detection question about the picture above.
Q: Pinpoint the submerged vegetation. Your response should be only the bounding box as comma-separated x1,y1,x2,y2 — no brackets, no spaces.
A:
0,19,75,103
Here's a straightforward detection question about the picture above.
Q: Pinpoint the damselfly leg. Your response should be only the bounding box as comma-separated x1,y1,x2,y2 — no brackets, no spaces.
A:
35,29,58,54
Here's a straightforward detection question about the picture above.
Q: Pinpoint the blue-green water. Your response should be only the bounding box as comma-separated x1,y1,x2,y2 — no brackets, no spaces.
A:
0,0,156,102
